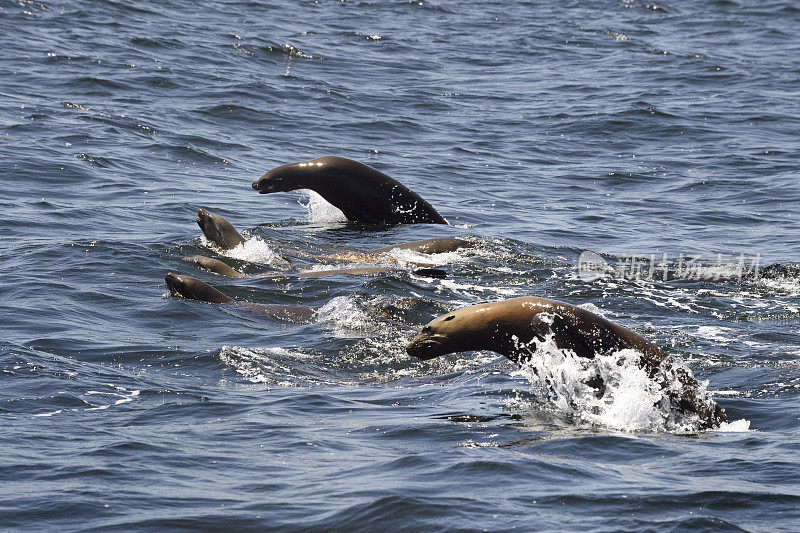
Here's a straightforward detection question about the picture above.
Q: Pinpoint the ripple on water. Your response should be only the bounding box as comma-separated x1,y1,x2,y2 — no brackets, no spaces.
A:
2,0,800,530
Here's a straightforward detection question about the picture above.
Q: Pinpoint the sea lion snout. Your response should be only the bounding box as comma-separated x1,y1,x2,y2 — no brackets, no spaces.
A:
252,179,277,194
406,329,448,360
196,208,210,227
165,272,185,295
252,174,282,194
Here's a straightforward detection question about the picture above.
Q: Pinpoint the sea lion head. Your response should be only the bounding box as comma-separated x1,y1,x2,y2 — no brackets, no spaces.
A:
251,156,360,194
165,272,193,298
165,272,231,303
196,208,244,249
407,304,502,360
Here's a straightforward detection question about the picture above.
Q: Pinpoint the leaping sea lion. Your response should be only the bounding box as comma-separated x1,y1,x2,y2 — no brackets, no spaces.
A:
407,297,727,429
252,156,447,225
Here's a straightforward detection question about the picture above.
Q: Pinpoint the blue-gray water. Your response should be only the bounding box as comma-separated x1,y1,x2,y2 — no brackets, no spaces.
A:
2,0,799,530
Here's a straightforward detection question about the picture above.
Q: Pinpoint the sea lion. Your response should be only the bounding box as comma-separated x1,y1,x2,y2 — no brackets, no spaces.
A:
194,209,468,268
251,156,447,225
302,237,474,267
407,297,727,429
370,238,473,255
266,266,446,279
197,208,245,250
183,255,246,278
164,272,316,322
164,273,431,323
165,272,232,303
182,255,446,279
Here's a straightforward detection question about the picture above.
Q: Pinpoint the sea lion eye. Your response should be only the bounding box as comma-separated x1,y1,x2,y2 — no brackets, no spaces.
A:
444,315,455,322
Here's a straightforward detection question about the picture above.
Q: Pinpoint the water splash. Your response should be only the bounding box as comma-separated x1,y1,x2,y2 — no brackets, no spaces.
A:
219,346,331,386
201,235,287,266
753,276,800,296
509,330,737,433
313,296,376,337
717,419,752,432
298,190,347,224
386,247,465,267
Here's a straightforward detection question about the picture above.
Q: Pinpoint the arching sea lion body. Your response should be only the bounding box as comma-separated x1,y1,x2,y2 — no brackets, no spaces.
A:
252,156,447,225
407,297,727,429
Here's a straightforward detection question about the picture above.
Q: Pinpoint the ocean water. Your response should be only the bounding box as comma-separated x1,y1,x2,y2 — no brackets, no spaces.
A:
2,0,800,530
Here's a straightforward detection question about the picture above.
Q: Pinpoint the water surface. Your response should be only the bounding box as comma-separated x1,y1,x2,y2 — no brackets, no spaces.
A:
2,0,799,530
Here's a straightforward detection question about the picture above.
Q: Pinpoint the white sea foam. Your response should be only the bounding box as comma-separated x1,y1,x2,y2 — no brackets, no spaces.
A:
437,279,518,297
201,235,287,266
754,276,800,296
577,302,608,317
33,409,63,417
298,190,347,224
312,296,376,336
33,385,142,417
717,419,752,432
85,387,141,410
219,345,313,386
385,247,465,267
714,389,741,397
693,325,735,343
509,328,734,433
